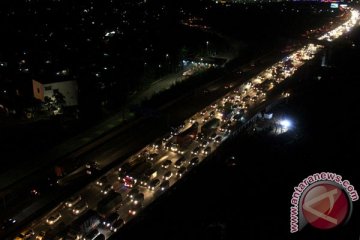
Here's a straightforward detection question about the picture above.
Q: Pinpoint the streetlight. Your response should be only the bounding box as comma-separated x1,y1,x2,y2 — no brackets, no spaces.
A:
280,119,291,128
206,41,209,55
278,118,292,133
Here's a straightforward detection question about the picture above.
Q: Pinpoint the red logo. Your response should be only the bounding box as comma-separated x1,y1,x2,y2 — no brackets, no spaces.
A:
301,183,350,230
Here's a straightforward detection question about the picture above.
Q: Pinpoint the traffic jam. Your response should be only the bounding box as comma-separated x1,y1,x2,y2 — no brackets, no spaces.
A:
318,8,359,42
13,8,359,240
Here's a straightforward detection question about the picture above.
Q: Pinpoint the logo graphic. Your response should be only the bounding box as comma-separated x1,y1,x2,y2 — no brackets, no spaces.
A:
290,172,358,233
302,183,349,230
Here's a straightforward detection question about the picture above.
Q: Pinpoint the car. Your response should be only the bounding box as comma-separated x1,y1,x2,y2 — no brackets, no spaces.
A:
140,168,157,187
231,114,242,122
1,218,16,231
243,95,251,102
214,136,222,143
103,212,120,227
147,153,158,161
164,142,172,151
127,188,140,199
187,157,200,171
35,231,46,240
174,157,186,169
65,195,82,208
202,116,210,123
219,124,231,134
161,159,172,169
189,157,200,166
200,140,209,148
14,229,34,240
233,87,241,94
209,133,217,141
202,146,211,155
176,166,187,178
174,123,185,134
151,139,162,149
85,161,101,175
128,204,142,216
136,150,149,158
224,83,233,89
200,109,207,116
209,111,216,117
148,179,161,191
256,91,266,97
191,146,201,155
159,180,170,191
210,103,218,108
84,229,100,240
163,171,173,180
139,176,149,187
202,88,209,94
196,132,205,141
96,176,108,187
46,212,62,225
226,156,239,167
101,184,113,195
111,218,125,232
131,193,144,205
72,201,88,215
162,133,173,144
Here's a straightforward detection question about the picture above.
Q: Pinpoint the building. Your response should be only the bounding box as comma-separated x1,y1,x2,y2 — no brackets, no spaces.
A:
32,79,78,107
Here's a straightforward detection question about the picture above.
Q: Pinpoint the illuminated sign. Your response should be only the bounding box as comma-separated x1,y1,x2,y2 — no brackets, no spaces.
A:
331,3,339,8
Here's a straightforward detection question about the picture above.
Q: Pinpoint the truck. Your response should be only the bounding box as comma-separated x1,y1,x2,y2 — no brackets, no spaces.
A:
221,107,234,121
97,192,123,217
122,161,152,188
201,118,220,137
66,210,100,240
219,102,236,121
118,157,146,181
170,122,198,154
255,79,274,92
176,122,198,142
54,156,87,184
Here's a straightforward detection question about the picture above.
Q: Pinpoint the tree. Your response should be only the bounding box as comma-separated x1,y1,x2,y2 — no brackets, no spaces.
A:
43,90,66,115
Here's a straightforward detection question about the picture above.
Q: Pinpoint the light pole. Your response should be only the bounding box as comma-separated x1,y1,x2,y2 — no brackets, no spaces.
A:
206,41,209,55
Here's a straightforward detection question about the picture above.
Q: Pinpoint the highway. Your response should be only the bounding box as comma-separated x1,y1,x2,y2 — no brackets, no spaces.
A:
9,7,360,240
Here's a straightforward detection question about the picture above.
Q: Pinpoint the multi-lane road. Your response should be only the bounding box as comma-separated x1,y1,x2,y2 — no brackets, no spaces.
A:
10,7,360,240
